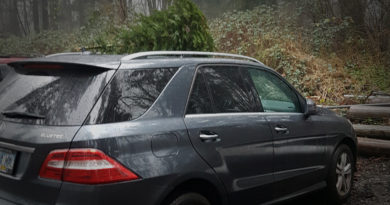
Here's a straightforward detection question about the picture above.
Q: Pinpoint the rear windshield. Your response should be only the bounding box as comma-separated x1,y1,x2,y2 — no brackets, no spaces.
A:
87,68,178,124
0,64,114,126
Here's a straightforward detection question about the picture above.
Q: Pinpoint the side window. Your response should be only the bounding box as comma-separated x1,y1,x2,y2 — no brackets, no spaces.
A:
248,68,301,113
186,71,213,114
202,66,257,113
88,68,178,124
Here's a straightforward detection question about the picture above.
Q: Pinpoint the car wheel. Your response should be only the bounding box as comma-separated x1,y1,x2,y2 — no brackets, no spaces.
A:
326,144,354,204
168,192,211,205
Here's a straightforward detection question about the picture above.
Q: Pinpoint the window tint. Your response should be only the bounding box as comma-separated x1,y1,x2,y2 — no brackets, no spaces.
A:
0,65,113,125
88,68,178,124
248,68,301,113
186,71,213,114
201,66,257,113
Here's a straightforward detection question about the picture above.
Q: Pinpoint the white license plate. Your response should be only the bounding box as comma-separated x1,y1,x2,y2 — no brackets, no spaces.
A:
0,148,17,175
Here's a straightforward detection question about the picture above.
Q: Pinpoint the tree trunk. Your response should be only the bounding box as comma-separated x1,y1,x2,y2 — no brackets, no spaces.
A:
354,124,390,140
1,0,22,37
347,105,390,120
42,0,49,30
358,137,390,157
33,0,40,33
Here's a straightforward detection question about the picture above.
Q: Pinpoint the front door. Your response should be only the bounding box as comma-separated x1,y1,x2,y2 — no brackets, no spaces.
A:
184,65,274,204
246,67,327,198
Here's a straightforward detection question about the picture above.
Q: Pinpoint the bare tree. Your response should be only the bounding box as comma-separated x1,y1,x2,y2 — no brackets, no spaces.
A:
33,0,40,33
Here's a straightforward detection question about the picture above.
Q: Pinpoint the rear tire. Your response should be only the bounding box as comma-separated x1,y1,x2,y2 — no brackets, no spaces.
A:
326,144,354,205
168,192,211,205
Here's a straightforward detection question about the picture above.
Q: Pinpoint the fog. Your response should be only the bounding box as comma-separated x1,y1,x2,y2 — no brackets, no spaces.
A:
0,0,266,38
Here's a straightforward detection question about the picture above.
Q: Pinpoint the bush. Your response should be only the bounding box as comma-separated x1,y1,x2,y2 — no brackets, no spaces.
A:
115,0,214,53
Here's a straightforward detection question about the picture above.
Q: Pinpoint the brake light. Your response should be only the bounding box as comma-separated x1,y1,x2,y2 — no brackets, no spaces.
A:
39,149,139,184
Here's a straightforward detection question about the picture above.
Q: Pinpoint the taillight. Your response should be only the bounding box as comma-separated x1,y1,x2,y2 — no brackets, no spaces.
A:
39,149,139,184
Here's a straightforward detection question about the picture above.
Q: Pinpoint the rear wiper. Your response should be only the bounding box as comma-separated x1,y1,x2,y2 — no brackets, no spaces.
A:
1,111,45,119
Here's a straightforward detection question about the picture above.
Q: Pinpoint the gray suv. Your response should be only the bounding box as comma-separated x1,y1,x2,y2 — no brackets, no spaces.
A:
0,51,356,205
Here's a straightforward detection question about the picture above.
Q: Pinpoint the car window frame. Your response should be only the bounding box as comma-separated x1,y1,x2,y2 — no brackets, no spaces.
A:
184,64,263,115
86,66,180,124
242,65,306,114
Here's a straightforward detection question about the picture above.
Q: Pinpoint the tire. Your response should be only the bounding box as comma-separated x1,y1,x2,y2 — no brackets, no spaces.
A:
168,192,211,205
326,144,354,205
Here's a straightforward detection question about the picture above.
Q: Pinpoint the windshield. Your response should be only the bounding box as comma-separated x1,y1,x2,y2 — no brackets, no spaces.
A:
0,64,114,126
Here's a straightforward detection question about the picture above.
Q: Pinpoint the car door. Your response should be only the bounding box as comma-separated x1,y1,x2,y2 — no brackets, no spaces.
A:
245,66,327,198
184,65,274,204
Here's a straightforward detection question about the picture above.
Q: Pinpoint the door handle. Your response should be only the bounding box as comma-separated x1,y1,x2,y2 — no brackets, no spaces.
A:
199,131,220,142
274,127,288,132
274,126,289,134
199,134,219,140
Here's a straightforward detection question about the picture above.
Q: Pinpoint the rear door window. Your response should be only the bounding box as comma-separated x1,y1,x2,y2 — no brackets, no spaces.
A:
188,66,259,114
87,68,178,124
0,64,114,125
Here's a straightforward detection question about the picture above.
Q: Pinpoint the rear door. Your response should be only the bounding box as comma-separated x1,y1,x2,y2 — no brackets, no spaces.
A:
184,65,274,204
0,63,115,204
245,67,327,198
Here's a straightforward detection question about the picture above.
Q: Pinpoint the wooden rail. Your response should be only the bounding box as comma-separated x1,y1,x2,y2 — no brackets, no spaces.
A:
353,124,390,140
358,137,390,156
334,96,390,156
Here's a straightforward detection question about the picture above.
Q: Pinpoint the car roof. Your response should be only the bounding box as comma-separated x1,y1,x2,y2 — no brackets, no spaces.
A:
10,54,124,69
7,52,271,70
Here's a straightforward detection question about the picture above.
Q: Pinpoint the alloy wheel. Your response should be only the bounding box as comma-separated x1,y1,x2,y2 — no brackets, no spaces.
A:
335,152,352,196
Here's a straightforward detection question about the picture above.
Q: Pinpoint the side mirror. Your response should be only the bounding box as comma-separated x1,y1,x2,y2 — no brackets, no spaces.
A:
304,98,317,117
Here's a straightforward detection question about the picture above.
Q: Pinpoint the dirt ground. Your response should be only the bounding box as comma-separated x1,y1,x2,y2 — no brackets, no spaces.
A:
284,156,390,205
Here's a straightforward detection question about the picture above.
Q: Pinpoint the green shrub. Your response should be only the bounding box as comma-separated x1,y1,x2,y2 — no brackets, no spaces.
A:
310,17,355,54
115,0,214,53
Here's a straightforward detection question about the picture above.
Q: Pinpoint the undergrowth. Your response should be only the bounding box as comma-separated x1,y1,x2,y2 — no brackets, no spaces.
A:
209,3,390,104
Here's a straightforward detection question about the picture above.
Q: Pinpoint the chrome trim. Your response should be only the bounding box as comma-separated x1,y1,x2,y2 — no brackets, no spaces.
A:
275,127,288,132
46,51,92,58
120,51,264,65
185,112,303,118
0,141,35,153
199,134,219,140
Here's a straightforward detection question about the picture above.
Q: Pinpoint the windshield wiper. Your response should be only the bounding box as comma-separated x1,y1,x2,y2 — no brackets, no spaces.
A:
1,111,45,119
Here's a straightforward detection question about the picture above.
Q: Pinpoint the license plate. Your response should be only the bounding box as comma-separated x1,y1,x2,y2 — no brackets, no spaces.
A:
0,148,17,175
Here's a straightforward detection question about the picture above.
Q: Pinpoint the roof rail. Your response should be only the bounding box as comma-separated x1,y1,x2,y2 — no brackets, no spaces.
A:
46,51,92,58
120,51,264,65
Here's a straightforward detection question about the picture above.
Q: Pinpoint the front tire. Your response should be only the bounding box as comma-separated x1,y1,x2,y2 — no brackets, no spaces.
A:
168,192,211,205
326,144,354,204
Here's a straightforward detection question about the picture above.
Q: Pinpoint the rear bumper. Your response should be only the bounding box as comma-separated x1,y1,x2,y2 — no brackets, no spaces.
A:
0,197,17,205
0,178,169,205
0,176,62,205
55,178,169,205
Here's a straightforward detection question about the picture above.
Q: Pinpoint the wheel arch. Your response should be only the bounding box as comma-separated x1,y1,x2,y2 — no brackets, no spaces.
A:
335,137,357,164
159,175,227,205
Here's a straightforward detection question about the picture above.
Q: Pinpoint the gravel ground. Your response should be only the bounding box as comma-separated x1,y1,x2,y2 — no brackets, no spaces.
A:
284,156,390,205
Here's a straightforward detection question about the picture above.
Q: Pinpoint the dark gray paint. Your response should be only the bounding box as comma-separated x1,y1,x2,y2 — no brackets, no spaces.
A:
0,55,356,205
